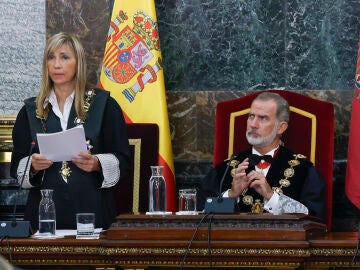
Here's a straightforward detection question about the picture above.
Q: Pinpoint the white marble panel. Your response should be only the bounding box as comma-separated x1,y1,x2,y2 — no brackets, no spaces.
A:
0,0,45,115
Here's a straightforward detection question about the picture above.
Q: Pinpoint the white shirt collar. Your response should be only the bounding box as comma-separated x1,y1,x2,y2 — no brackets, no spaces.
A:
43,90,75,108
252,146,279,157
43,90,75,130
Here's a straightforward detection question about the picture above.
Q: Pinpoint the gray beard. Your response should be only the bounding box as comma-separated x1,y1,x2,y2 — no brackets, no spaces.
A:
246,122,279,148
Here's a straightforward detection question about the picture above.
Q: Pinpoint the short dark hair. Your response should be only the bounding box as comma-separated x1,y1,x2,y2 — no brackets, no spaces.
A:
253,92,290,122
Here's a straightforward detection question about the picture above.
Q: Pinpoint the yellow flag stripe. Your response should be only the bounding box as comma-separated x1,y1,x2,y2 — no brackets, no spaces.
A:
99,0,176,211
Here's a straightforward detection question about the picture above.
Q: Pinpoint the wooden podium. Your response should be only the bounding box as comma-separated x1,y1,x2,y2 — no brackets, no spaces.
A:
2,214,360,270
106,213,327,241
102,213,328,270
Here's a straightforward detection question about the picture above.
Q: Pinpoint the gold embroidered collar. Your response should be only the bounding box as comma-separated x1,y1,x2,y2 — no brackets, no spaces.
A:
229,153,306,213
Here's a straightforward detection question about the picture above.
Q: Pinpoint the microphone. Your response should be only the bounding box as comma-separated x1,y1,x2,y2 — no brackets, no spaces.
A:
217,155,237,199
204,155,237,214
0,141,34,238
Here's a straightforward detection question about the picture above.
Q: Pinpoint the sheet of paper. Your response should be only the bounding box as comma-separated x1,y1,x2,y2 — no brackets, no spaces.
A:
31,228,103,239
36,125,88,162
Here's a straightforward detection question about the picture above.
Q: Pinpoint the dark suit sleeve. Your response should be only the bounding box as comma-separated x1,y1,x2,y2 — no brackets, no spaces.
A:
10,106,32,179
100,96,131,179
299,166,326,221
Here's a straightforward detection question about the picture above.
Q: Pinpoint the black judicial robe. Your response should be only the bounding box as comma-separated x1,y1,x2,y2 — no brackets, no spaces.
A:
10,89,130,230
198,146,325,221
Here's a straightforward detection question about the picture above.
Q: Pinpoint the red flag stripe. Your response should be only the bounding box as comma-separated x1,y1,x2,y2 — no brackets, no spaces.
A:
158,155,176,211
345,36,360,209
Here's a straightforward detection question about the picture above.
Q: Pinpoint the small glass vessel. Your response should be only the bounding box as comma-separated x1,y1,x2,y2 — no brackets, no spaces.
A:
38,189,56,236
148,166,167,212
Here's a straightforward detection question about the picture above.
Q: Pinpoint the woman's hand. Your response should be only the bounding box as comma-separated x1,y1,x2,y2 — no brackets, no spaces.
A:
31,153,53,172
72,152,100,172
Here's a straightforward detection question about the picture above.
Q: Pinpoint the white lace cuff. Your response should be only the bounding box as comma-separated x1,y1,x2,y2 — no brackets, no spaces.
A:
264,192,308,215
96,153,120,188
17,156,34,189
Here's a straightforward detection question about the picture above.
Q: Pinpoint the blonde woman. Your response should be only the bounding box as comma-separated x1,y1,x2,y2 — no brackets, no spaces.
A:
11,32,130,231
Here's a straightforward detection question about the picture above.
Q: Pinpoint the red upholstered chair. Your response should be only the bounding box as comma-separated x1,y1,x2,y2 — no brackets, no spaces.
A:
213,90,334,230
114,123,159,214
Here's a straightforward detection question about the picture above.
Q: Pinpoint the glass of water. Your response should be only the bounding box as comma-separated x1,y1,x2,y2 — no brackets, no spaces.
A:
76,213,95,239
178,188,197,214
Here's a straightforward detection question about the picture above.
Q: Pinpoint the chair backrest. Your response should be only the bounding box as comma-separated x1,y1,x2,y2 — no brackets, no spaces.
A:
114,123,159,214
213,90,334,230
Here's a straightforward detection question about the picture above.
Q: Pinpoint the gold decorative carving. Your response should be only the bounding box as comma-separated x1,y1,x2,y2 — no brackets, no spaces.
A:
1,241,359,269
0,115,16,162
4,245,102,254
113,260,301,268
87,246,309,257
1,245,309,257
129,138,141,214
306,261,360,268
310,247,357,256
9,259,113,267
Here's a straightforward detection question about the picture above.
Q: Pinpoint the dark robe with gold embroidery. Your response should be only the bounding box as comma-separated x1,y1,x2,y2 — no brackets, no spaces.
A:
198,146,325,221
10,89,130,230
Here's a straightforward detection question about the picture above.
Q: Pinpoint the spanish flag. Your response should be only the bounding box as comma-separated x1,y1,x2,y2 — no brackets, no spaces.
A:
99,0,176,211
345,37,360,209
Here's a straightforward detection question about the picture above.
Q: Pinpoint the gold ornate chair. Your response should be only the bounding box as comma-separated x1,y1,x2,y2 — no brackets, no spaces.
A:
114,123,159,214
213,90,334,230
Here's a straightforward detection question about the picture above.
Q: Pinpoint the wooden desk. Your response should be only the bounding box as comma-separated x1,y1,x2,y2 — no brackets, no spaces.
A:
306,232,360,269
0,214,359,270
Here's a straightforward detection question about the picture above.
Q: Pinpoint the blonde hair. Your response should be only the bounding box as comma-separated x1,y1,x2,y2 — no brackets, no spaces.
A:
36,32,89,120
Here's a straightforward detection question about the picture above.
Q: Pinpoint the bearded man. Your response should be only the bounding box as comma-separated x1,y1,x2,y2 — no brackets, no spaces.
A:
198,92,325,221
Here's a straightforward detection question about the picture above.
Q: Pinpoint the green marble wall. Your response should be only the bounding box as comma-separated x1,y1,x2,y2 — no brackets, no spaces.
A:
154,0,359,91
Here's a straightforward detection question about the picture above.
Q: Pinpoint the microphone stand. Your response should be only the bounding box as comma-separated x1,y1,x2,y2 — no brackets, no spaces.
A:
204,155,237,214
217,155,237,202
0,142,34,238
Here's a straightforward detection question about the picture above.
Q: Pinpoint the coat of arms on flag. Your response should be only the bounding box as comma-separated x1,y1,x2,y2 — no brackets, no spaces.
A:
99,1,176,212
102,10,162,102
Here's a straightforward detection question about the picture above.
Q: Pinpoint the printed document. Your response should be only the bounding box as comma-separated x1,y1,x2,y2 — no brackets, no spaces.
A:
36,125,87,162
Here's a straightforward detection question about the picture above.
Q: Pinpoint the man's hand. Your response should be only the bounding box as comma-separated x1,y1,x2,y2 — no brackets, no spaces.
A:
229,158,251,197
246,170,274,200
